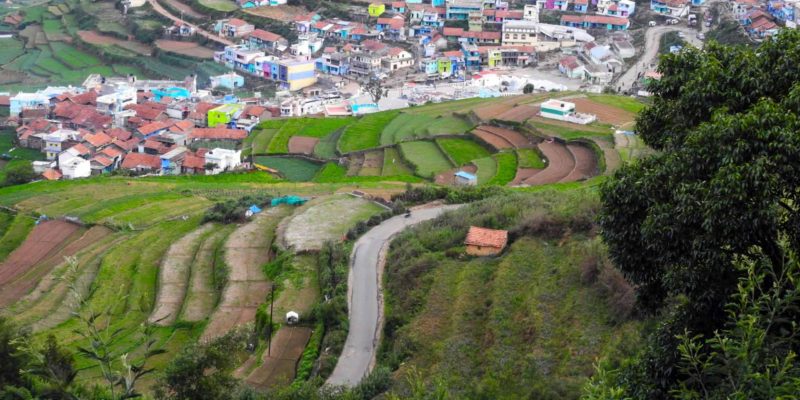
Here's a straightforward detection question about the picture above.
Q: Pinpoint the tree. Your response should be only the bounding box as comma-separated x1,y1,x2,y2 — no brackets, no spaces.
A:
522,84,534,94
3,161,36,187
596,30,800,397
203,162,218,172
364,76,384,104
0,317,27,390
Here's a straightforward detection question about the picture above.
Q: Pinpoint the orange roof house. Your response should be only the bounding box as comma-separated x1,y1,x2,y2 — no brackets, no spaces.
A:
464,226,508,256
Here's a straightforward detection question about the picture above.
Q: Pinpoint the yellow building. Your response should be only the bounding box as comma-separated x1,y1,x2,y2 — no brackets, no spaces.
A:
277,58,317,91
368,3,386,17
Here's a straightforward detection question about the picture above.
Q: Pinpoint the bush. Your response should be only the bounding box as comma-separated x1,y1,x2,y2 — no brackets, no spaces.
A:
202,195,273,224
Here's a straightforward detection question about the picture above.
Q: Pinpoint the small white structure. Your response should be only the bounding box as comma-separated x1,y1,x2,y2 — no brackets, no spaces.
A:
204,148,241,175
286,311,299,324
540,99,597,125
58,149,91,179
454,170,478,186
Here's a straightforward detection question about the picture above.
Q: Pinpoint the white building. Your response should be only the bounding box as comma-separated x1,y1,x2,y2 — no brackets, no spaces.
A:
204,148,241,175
502,20,539,47
96,85,137,115
58,149,91,179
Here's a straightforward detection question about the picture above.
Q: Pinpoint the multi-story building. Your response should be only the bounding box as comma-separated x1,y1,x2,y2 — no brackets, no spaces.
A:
447,0,484,20
215,18,255,38
561,14,630,30
248,29,286,52
502,20,538,47
317,51,350,75
382,47,414,71
650,0,690,18
597,0,636,16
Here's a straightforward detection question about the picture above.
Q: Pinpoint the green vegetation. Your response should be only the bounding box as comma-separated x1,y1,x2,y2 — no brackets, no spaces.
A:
313,129,343,159
266,118,353,154
380,114,474,145
0,38,25,64
528,121,611,140
587,94,645,114
253,156,321,182
198,0,238,11
398,141,453,178
472,156,497,184
516,148,545,169
435,138,490,166
338,111,400,153
0,213,35,262
381,147,414,176
486,151,517,186
313,162,421,184
380,191,639,398
49,42,100,69
0,130,45,161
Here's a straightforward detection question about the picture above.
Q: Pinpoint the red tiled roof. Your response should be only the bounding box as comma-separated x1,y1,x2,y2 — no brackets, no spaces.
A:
377,16,405,29
106,127,132,141
91,154,113,167
560,55,580,69
69,143,91,155
100,146,123,158
464,226,508,248
121,153,161,170
84,132,112,147
387,47,408,56
584,15,629,25
42,168,62,181
0,96,9,106
117,138,142,151
194,102,219,115
391,1,406,8
138,120,173,136
443,50,463,57
443,27,464,36
227,18,250,27
27,118,51,131
182,154,206,169
250,29,284,42
561,14,584,23
361,39,387,52
242,105,266,118
69,90,97,106
190,128,247,140
495,10,524,19
462,30,501,40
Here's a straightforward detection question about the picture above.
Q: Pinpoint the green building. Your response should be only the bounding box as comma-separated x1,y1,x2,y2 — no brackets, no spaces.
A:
207,103,244,128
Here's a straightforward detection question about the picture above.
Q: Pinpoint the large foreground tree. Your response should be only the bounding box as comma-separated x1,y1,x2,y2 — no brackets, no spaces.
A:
594,31,800,398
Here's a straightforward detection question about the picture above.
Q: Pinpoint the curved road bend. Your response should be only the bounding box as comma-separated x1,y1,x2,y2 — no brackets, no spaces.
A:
146,0,235,46
615,26,703,92
326,204,463,387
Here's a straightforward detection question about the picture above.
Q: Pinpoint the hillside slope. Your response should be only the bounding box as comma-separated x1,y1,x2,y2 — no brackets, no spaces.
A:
380,190,641,399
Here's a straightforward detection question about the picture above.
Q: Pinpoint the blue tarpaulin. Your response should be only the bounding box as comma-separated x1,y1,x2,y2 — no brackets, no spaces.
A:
249,205,262,214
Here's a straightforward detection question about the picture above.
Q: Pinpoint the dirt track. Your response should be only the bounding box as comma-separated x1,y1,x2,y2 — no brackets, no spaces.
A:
495,105,538,123
472,128,513,150
478,125,534,148
523,141,575,185
244,327,312,389
149,224,213,326
561,144,598,182
201,207,289,341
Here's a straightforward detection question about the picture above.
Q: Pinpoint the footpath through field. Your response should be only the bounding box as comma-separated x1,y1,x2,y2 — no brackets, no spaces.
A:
146,0,234,46
326,204,462,387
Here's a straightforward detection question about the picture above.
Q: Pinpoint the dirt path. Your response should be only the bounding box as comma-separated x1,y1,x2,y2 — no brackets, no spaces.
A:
180,226,234,322
146,0,234,46
521,141,575,186
149,224,214,326
561,144,598,182
201,207,290,342
615,26,703,92
244,326,313,389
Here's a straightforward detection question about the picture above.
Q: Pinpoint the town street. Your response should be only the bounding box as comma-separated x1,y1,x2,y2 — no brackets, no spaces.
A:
326,204,462,387
615,26,703,92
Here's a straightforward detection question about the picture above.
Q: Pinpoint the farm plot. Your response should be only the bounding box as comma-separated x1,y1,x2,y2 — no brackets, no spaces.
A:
0,214,35,262
561,143,598,182
163,0,204,18
436,138,491,166
180,225,235,322
359,150,383,176
0,38,25,64
280,195,384,252
202,207,291,341
472,102,514,122
380,114,473,145
77,31,153,56
0,220,82,299
473,156,497,184
155,40,216,59
199,0,238,11
249,127,279,155
268,118,351,154
471,127,513,150
0,225,112,308
253,156,321,182
50,42,101,68
313,129,343,159
495,105,539,123
245,326,313,389
382,147,414,176
476,125,533,148
521,141,575,186
338,110,400,153
527,118,611,140
244,4,308,20
486,151,518,186
516,148,546,169
399,141,454,178
570,97,636,126
149,224,215,326
287,136,319,155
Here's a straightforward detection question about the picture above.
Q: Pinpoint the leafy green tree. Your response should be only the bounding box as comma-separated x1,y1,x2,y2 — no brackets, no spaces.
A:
3,162,36,187
0,317,27,390
523,84,534,94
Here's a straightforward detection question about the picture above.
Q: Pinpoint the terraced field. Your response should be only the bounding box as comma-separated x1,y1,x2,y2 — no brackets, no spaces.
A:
398,141,454,178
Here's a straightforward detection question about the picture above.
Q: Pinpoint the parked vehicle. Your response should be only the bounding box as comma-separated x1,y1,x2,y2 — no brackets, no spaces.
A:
667,18,679,25
688,14,697,26
697,32,705,40
678,32,686,39
649,20,657,27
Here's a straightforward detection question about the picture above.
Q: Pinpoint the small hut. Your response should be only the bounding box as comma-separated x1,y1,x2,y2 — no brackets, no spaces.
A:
464,226,508,256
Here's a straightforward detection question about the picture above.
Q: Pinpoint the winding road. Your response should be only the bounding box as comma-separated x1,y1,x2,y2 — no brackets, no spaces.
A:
615,26,703,92
146,0,235,46
326,204,462,387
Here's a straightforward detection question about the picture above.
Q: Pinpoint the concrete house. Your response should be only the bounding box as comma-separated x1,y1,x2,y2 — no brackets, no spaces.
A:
216,18,255,38
464,226,508,256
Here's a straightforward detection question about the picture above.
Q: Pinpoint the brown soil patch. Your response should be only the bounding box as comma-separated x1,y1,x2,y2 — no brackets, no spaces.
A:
149,224,213,326
163,0,204,19
511,168,541,185
0,220,82,304
570,98,635,126
561,143,598,182
478,125,534,148
181,227,231,322
522,141,575,186
495,105,539,123
359,150,383,176
0,224,109,308
155,40,215,59
473,102,514,121
434,164,477,186
287,136,319,155
472,128,513,150
245,327,312,389
244,4,308,21
78,31,153,55
202,208,289,341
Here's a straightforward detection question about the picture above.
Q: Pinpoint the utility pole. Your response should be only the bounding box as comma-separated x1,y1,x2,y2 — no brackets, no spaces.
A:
267,284,275,356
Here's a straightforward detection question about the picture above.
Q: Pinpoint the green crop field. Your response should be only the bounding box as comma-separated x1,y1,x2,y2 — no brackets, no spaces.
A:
50,42,100,69
472,156,497,184
42,18,64,33
298,117,353,137
528,120,611,140
487,151,517,186
0,131,45,161
436,138,491,166
264,118,352,154
199,0,238,11
382,147,414,176
314,129,343,159
399,141,453,178
266,119,306,154
0,213,35,262
253,156,321,182
587,94,646,113
516,148,545,169
338,110,400,153
0,38,25,64
381,114,474,145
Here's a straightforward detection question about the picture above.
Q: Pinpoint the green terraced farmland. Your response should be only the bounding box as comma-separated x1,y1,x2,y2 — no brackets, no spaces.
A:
50,42,101,68
381,114,474,145
516,148,546,169
399,141,453,178
487,151,518,186
253,156,321,182
338,111,400,153
436,138,491,166
382,147,414,176
472,156,497,184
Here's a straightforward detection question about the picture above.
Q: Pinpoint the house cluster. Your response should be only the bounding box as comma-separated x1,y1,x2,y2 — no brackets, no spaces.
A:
732,0,799,38
557,31,632,85
0,74,272,181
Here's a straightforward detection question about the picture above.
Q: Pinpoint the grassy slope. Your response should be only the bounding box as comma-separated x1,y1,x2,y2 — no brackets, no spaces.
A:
381,190,641,399
436,138,491,166
0,213,35,262
398,141,453,178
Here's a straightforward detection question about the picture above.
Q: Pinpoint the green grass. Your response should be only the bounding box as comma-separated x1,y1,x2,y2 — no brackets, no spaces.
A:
250,128,279,155
313,162,422,183
50,42,100,68
298,118,353,137
253,156,321,182
486,151,517,186
0,38,25,64
198,0,238,11
0,213,35,262
96,20,127,37
472,156,497,185
398,141,454,178
4,49,41,72
23,6,47,23
42,18,64,33
313,130,343,159
266,118,350,155
381,114,474,145
267,119,306,154
516,148,545,169
528,121,612,140
0,131,46,161
339,111,400,153
382,147,414,177
436,138,491,166
587,94,645,113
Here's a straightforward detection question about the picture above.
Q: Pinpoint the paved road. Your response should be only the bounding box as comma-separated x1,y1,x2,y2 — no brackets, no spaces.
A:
326,204,462,387
615,26,703,92
147,0,235,46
